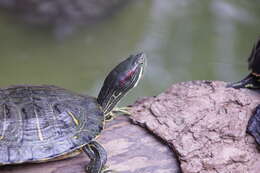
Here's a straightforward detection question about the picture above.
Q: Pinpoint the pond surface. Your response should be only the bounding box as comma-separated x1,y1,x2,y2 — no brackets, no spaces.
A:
0,0,259,105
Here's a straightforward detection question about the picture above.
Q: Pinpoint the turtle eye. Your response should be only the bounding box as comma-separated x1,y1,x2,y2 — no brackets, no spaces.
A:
136,53,146,65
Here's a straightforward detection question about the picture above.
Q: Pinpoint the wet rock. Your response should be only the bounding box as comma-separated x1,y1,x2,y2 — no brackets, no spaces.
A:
130,80,260,173
0,116,180,173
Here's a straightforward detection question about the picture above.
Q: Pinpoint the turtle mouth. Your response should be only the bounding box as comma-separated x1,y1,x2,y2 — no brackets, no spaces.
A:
133,61,145,88
134,52,146,84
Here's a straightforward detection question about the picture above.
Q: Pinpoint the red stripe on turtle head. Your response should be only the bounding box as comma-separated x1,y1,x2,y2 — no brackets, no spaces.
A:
119,68,137,87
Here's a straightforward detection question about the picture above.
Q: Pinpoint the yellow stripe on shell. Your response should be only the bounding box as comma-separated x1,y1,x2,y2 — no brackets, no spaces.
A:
68,111,80,126
34,109,44,141
0,105,7,141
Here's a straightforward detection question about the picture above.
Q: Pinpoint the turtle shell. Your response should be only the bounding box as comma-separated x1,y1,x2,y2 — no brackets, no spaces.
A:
0,85,104,165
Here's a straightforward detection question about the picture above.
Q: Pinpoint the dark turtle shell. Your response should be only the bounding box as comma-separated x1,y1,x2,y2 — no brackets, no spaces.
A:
0,85,104,165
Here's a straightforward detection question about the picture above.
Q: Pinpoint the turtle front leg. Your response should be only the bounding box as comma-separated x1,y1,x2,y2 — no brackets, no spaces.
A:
113,107,131,115
105,107,131,121
83,141,114,173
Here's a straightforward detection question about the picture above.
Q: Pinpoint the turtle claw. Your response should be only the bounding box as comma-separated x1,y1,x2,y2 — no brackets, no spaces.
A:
85,163,116,173
102,169,117,173
103,171,117,173
112,107,132,115
101,165,117,173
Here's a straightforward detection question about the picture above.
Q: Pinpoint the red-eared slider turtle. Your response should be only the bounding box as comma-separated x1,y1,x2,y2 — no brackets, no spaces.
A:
227,38,260,145
0,53,146,173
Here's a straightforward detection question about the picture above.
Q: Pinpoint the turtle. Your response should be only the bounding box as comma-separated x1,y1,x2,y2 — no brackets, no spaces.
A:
227,37,260,145
0,52,146,173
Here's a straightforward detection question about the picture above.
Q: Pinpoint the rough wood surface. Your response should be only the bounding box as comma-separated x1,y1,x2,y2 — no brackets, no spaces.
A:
0,116,180,173
130,80,260,173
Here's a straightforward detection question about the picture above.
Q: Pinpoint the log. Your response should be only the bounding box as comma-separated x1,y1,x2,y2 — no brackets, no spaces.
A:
0,116,181,173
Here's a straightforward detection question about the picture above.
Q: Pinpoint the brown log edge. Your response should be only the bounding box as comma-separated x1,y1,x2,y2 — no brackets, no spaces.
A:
0,116,181,173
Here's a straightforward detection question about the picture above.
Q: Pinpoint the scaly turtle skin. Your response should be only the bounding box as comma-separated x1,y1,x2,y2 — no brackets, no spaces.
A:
0,53,146,173
227,38,260,145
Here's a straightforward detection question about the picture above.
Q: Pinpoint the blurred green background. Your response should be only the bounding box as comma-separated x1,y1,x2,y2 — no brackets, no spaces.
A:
0,0,259,106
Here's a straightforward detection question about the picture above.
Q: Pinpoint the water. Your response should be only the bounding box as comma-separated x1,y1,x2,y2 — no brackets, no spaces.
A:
0,0,259,106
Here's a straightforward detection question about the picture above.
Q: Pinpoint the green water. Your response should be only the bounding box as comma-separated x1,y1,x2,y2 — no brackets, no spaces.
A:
0,0,259,105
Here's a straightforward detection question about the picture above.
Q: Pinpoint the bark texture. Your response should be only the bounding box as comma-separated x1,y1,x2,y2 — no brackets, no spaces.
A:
130,80,260,173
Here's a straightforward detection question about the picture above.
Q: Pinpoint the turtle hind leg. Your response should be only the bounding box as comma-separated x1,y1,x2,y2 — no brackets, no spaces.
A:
83,141,115,173
247,105,260,145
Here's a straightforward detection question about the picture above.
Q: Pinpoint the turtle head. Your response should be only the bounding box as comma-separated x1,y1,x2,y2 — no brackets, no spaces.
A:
97,53,146,115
